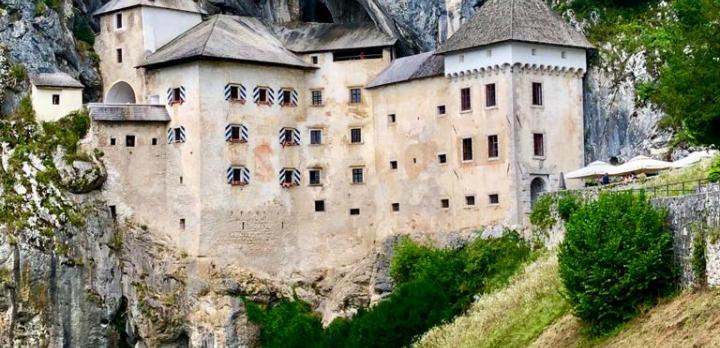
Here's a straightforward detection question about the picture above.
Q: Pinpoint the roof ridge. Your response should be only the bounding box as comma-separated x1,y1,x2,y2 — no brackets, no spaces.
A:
200,16,221,56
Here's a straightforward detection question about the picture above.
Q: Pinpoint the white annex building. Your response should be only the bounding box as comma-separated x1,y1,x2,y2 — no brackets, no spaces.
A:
85,0,592,274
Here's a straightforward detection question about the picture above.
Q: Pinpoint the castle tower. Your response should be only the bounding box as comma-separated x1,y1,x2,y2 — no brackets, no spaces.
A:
93,0,205,104
436,0,593,223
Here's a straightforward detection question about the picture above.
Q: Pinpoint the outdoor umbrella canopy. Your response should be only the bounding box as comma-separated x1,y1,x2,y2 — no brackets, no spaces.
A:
672,150,718,168
566,161,616,179
608,155,673,176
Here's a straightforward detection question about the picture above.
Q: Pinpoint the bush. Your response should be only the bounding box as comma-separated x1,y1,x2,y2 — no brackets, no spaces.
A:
529,195,556,231
557,193,581,221
558,192,676,334
247,232,532,347
709,156,720,183
10,64,26,82
73,14,95,46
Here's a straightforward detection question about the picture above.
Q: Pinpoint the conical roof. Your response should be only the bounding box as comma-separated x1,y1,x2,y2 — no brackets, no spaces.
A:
437,0,593,54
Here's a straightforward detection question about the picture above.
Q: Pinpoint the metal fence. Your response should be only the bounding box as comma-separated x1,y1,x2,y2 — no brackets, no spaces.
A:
555,178,717,199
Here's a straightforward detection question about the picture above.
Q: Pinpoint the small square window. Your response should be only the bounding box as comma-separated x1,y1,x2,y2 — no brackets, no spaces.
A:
438,154,447,164
390,160,398,170
441,199,450,209
312,56,319,64
350,208,360,216
309,169,322,186
489,194,500,205
116,48,123,63
125,135,135,147
310,129,322,145
388,114,396,124
352,167,364,184
110,138,116,146
52,94,60,105
392,203,400,212
437,105,446,115
349,88,362,104
465,195,476,206
311,90,323,106
315,200,325,212
350,128,362,144
152,138,158,145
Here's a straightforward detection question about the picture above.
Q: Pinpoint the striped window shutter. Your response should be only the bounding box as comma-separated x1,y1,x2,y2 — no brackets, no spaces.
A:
167,127,174,144
168,126,187,143
277,88,299,106
252,86,259,103
166,88,173,104
278,168,301,186
278,128,301,145
225,124,249,142
178,126,187,142
224,84,247,102
292,128,301,144
227,166,250,185
167,86,187,105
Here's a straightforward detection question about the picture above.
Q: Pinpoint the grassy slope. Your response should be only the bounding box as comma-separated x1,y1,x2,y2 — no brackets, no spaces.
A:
415,255,569,348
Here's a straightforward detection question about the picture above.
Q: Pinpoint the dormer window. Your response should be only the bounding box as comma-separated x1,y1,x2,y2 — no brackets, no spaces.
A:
115,13,123,29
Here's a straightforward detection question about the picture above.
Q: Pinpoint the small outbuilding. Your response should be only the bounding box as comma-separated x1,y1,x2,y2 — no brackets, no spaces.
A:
29,72,84,122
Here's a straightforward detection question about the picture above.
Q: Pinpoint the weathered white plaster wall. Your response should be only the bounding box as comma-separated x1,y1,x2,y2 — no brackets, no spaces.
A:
30,85,83,122
141,7,202,53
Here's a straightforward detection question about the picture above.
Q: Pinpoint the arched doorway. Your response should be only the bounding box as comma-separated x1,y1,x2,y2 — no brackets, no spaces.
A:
106,81,136,103
530,177,546,207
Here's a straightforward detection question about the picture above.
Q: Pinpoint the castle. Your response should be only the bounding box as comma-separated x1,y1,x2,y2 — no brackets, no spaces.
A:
78,0,591,274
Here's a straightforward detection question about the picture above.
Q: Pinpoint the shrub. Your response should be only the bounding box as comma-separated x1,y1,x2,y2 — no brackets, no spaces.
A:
709,156,720,183
557,193,581,221
691,225,707,287
558,192,676,334
10,64,26,82
73,14,95,46
529,195,556,231
245,299,326,348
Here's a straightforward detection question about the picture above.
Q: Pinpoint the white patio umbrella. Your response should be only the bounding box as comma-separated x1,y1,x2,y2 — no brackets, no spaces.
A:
609,155,673,176
672,150,718,168
566,161,616,179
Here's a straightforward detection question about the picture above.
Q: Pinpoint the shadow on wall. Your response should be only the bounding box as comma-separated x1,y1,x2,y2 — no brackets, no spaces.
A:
106,81,136,104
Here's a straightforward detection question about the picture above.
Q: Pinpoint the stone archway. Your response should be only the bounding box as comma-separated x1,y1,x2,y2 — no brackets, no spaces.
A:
530,177,547,207
106,81,136,103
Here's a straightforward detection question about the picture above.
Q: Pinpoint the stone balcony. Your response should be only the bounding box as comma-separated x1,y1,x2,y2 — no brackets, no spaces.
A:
88,103,171,122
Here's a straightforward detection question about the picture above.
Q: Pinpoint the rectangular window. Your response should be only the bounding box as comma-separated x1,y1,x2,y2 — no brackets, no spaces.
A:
532,82,543,106
350,208,360,216
388,114,396,124
282,90,293,106
125,135,135,147
116,13,123,29
462,138,473,161
110,138,116,146
311,90,323,106
179,219,186,230
333,47,383,61
152,138,158,145
350,88,362,104
441,199,450,209
390,160,398,170
109,205,117,221
489,194,500,205
488,135,499,159
284,129,293,144
310,129,322,145
533,133,545,157
460,87,471,111
392,203,400,212
172,88,182,104
229,86,240,100
230,168,244,185
437,105,446,115
465,195,476,206
438,153,447,164
352,167,364,184
283,170,294,184
315,200,325,212
52,94,60,105
116,48,123,63
258,88,268,103
486,83,496,107
311,55,319,64
350,128,362,144
309,169,322,186
174,128,184,143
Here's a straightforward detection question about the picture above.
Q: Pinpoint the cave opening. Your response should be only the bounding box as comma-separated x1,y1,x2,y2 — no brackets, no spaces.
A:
301,0,334,23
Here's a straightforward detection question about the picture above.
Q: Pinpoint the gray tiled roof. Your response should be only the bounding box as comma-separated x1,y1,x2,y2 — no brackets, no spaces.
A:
88,104,171,122
437,0,593,54
141,15,314,70
366,51,444,89
275,22,397,53
29,72,84,88
94,0,207,16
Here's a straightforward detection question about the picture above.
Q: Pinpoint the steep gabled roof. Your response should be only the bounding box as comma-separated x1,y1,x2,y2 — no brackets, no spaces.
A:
437,0,593,54
94,0,207,16
29,72,84,88
366,51,444,89
274,22,398,53
140,15,314,70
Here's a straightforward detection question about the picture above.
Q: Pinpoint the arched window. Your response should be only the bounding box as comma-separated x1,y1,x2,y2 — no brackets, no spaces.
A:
530,177,547,207
106,81,136,103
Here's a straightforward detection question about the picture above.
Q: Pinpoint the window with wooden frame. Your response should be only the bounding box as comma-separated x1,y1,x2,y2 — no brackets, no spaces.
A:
349,88,362,104
462,137,474,161
460,87,471,111
167,126,187,144
224,84,246,103
350,128,362,144
52,94,60,105
279,168,301,188
532,82,543,106
351,167,364,184
167,87,186,105
488,135,499,159
253,86,274,105
227,166,250,186
279,127,300,147
309,129,322,145
225,124,248,143
489,194,500,205
311,90,323,106
533,133,545,157
486,83,496,107
308,168,322,186
279,88,298,107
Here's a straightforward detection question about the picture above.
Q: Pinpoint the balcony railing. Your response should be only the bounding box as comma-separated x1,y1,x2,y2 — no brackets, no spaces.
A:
88,103,171,122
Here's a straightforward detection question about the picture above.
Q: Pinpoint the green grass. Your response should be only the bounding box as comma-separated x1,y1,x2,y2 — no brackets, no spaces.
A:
415,255,569,348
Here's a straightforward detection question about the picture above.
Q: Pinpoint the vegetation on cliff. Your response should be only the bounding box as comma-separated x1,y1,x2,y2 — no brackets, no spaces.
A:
246,231,532,348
